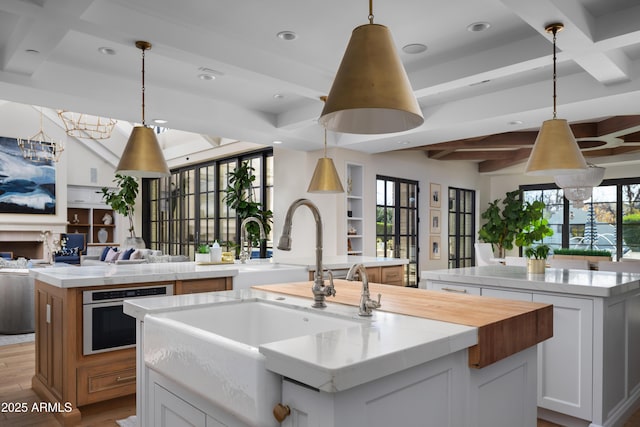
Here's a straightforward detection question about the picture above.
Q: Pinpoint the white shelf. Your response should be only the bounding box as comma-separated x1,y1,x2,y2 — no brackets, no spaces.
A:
346,163,364,255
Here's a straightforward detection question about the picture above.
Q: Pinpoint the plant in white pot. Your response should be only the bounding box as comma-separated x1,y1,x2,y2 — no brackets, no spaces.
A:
99,174,145,248
195,244,210,263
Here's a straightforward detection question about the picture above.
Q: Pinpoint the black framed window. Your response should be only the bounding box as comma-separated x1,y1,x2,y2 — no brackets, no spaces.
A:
521,177,640,260
448,187,475,268
143,149,273,258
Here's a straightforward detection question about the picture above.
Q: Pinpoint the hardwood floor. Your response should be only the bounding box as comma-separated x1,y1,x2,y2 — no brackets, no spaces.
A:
0,342,134,426
0,341,638,426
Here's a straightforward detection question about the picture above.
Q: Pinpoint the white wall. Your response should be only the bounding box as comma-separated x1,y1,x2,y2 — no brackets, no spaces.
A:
272,144,492,275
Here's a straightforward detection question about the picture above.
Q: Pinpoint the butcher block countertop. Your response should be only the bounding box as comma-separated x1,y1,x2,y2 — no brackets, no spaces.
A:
253,280,553,368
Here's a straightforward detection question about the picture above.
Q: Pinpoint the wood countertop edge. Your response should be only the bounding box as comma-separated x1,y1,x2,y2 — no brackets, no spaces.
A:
253,280,553,369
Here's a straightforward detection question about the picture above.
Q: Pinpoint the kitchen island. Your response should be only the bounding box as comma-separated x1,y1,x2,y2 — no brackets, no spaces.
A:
276,255,408,286
422,265,640,427
124,279,552,427
28,261,309,426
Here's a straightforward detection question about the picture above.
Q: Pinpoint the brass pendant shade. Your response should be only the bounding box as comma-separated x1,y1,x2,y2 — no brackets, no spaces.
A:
307,126,344,193
116,40,170,178
308,157,344,193
525,118,587,176
116,126,170,178
319,22,424,134
525,23,586,176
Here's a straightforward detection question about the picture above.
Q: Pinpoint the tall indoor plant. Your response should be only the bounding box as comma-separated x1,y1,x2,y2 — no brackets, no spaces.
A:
478,190,552,258
223,161,272,255
100,174,144,248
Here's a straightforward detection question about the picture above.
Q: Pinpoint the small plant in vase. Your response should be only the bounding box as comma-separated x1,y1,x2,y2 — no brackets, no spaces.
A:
195,244,210,263
524,244,550,274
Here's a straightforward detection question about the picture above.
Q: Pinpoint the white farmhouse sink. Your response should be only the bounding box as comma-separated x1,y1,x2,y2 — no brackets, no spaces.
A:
143,298,364,427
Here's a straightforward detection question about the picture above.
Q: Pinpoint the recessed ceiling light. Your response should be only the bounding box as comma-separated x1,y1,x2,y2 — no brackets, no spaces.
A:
153,119,168,124
509,120,523,125
277,31,298,41
272,140,283,145
98,47,116,55
402,43,427,54
198,74,216,81
467,22,491,32
397,140,411,145
25,49,39,54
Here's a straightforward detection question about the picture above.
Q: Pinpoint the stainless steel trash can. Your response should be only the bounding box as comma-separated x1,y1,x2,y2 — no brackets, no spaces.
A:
0,270,35,334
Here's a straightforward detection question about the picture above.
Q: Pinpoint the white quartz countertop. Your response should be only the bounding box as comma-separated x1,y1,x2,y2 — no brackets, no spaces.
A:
29,262,240,288
421,265,640,297
275,255,408,270
124,287,476,393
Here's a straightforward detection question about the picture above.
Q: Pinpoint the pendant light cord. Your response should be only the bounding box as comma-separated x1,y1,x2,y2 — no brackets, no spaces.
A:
323,127,328,157
141,46,146,126
368,0,374,24
551,26,559,119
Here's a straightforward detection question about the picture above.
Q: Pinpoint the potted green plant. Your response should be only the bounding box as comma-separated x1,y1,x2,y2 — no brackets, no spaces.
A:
223,161,272,257
195,244,210,263
515,200,553,273
99,174,144,248
478,190,551,259
524,244,551,274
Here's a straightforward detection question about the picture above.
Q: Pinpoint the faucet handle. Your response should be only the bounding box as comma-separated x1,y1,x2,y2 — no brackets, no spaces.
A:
375,293,382,308
325,269,337,297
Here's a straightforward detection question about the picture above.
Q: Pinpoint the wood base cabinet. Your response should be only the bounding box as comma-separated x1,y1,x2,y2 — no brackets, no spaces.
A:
32,276,233,426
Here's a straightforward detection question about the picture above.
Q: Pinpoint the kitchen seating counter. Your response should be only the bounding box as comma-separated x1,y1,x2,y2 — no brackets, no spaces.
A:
421,264,640,297
29,262,240,288
275,255,408,270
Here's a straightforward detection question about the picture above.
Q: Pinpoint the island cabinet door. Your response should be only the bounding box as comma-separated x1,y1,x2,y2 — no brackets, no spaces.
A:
533,293,594,420
280,351,468,427
34,287,64,401
153,383,206,427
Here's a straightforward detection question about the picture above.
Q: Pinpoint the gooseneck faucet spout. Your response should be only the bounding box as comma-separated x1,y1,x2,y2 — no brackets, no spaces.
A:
346,263,382,316
240,217,266,263
277,198,335,308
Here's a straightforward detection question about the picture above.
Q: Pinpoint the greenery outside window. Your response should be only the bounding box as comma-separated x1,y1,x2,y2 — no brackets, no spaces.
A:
143,149,273,259
521,178,640,260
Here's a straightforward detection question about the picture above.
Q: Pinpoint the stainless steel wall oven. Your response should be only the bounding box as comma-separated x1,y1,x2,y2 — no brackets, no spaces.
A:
82,284,173,355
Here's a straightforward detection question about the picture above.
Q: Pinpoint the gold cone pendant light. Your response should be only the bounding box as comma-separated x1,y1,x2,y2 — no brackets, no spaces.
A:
307,127,344,193
116,41,170,178
525,23,587,176
318,0,423,134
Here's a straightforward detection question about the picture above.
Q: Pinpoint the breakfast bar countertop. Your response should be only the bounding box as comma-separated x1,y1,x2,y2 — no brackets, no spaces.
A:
29,262,240,288
275,255,409,270
421,265,640,297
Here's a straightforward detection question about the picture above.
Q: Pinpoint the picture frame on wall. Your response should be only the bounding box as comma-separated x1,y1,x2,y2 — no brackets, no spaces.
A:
429,235,441,260
430,183,441,208
429,209,441,234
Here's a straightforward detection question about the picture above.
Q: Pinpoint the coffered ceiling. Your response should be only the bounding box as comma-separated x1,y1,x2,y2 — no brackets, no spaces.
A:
1,0,640,173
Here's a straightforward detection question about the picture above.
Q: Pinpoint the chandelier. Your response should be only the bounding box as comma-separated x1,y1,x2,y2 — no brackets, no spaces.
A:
18,108,64,163
554,164,605,207
57,110,117,139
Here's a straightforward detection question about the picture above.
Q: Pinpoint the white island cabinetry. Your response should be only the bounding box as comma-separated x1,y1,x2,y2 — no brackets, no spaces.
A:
423,266,640,427
126,281,552,427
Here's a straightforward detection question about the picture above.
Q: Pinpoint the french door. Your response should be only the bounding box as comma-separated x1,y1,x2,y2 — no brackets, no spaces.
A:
376,176,419,287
